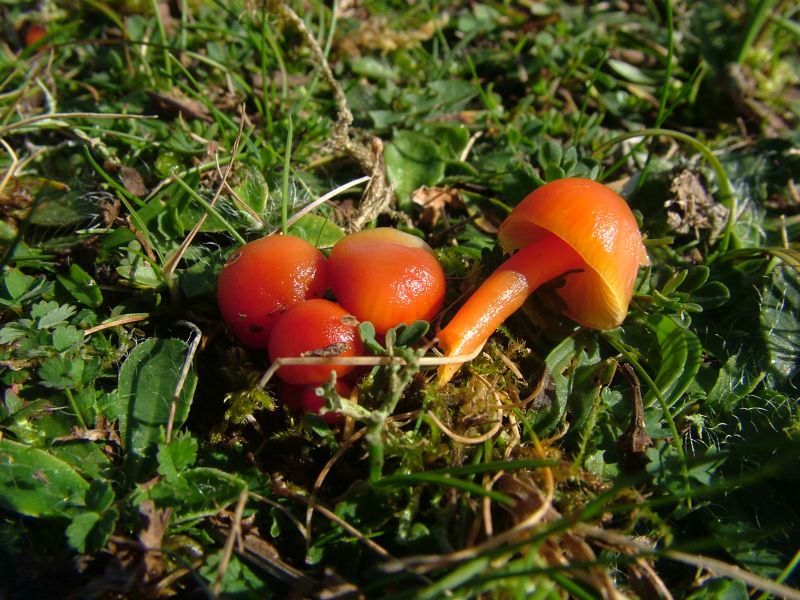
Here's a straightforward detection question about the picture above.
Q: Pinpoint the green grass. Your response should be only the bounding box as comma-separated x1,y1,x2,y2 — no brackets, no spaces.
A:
1,1,799,598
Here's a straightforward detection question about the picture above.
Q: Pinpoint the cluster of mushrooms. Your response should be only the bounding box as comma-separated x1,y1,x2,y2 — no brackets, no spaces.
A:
217,177,648,420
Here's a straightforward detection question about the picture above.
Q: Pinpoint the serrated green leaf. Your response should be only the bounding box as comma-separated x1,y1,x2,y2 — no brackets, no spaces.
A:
52,325,83,352
157,433,198,483
136,467,246,522
0,322,29,345
2,268,37,302
38,355,84,389
0,438,89,518
385,131,446,207
66,512,101,552
118,338,198,481
65,507,118,553
31,301,75,329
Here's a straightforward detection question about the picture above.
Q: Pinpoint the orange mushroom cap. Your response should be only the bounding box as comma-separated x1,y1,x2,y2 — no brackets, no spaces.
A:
268,299,364,385
438,177,647,383
328,228,446,335
497,177,649,330
217,235,328,348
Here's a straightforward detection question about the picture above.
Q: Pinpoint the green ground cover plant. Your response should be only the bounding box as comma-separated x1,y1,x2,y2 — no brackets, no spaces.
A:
1,0,798,598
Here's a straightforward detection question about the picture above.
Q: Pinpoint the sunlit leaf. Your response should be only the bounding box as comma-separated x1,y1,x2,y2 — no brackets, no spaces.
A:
288,213,345,249
0,438,89,518
118,338,198,480
760,266,800,382
385,131,446,207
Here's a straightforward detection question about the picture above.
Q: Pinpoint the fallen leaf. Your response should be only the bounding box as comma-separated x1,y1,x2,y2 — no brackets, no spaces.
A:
617,363,653,472
120,166,148,197
148,91,211,122
138,499,170,581
411,186,462,228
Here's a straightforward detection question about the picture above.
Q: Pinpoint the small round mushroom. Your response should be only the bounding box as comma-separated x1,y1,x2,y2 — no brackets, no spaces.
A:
217,235,328,348
268,299,364,385
437,178,648,383
328,228,446,335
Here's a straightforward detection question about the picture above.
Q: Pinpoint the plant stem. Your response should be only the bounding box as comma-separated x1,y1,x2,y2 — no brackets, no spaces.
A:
737,0,781,64
65,388,88,430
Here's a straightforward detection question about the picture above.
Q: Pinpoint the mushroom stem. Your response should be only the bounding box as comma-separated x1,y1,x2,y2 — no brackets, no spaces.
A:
437,234,585,383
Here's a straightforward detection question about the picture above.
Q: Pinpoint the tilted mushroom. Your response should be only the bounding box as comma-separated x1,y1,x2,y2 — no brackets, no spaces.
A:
437,177,649,383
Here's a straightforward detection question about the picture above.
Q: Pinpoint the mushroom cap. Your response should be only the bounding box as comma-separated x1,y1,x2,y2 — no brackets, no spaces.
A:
268,299,364,385
217,234,328,347
328,228,446,335
497,178,648,330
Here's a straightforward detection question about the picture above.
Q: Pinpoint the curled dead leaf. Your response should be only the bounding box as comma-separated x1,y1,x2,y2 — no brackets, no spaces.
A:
411,186,462,228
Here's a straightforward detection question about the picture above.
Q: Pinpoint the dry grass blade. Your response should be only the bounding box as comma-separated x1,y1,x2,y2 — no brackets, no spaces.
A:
305,427,368,548
270,474,394,561
576,524,800,600
83,313,150,336
0,138,19,196
165,321,202,444
257,344,485,389
212,488,249,596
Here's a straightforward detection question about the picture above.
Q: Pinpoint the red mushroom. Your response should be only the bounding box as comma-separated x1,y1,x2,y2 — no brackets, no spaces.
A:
327,228,446,335
281,380,350,425
217,235,328,348
268,299,365,385
437,178,648,383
